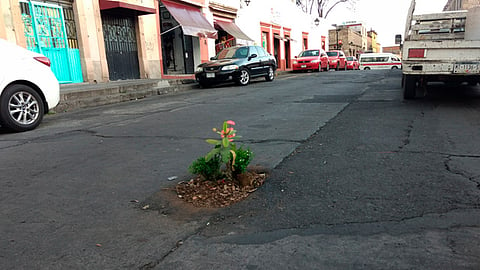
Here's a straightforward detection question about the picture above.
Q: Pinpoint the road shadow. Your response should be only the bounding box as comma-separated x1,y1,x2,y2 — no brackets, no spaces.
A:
420,83,480,104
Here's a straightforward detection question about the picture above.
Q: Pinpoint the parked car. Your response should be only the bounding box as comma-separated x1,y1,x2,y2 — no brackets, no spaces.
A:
292,49,329,72
195,45,277,87
0,39,60,132
327,50,347,70
346,56,360,70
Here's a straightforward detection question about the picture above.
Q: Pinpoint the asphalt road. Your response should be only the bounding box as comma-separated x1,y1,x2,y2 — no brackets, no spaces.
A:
1,70,479,269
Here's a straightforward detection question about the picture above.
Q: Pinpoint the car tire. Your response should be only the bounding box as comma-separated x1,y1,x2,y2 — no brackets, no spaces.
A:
0,84,45,132
364,67,371,70
403,75,417,100
265,66,275,81
335,65,339,71
392,66,399,70
344,63,347,71
236,69,250,86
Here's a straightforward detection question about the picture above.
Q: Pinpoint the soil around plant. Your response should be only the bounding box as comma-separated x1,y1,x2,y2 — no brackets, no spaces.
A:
176,166,269,208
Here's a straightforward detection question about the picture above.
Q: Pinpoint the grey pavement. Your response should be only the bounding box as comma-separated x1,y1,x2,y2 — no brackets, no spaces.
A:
55,70,293,113
2,69,479,269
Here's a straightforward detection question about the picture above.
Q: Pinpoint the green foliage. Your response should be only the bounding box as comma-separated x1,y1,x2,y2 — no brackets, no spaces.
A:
188,156,221,181
189,120,255,182
233,147,254,174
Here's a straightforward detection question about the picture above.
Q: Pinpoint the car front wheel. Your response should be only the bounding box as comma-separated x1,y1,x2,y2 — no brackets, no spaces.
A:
0,84,45,132
265,66,275,81
236,69,250,86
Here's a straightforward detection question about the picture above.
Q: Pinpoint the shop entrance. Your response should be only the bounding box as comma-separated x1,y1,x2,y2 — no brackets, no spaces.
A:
273,37,280,66
284,38,291,69
102,12,140,80
160,3,200,75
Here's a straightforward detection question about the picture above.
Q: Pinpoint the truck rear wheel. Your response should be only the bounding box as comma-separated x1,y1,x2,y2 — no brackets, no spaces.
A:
403,75,417,99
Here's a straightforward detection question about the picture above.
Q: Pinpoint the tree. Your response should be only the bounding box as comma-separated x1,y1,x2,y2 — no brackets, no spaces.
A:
296,0,358,19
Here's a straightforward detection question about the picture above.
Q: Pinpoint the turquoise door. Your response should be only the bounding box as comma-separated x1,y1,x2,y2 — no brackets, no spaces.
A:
20,1,83,84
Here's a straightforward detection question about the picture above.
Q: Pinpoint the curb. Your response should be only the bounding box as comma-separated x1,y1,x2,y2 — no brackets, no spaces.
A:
54,79,199,113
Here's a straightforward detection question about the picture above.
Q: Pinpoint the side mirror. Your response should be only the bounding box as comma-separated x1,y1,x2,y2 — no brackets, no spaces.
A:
248,54,258,60
294,55,298,58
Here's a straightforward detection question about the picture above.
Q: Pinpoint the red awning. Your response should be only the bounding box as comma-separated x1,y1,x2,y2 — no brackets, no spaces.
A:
99,0,156,16
215,21,252,41
161,0,217,39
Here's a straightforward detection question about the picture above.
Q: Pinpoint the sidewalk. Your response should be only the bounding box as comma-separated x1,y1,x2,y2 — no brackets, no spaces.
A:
54,78,197,113
54,70,293,113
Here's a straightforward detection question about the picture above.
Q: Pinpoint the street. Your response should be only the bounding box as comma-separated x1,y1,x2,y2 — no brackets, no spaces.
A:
1,69,480,269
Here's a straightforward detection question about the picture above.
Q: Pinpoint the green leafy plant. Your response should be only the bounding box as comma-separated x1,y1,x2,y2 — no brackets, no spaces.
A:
189,120,255,182
233,147,254,174
188,156,221,181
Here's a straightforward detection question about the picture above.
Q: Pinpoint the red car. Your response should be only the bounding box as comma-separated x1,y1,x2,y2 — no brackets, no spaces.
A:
327,50,347,70
346,56,360,70
292,49,329,72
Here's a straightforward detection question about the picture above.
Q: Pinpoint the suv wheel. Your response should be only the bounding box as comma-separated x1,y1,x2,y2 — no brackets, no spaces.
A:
265,66,275,81
0,84,44,132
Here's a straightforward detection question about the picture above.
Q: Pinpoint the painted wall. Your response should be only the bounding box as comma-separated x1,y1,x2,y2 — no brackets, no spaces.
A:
0,0,26,46
74,0,109,83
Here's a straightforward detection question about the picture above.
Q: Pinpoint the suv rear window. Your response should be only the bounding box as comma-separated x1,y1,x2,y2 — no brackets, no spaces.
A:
327,52,339,57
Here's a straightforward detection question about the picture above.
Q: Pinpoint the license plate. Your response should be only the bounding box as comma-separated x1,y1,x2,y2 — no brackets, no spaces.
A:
454,62,480,74
206,73,215,78
301,65,307,68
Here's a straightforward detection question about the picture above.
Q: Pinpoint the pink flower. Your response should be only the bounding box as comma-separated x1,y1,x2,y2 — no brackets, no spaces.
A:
226,120,235,126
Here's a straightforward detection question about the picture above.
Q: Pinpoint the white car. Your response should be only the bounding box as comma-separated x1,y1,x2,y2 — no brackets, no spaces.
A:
0,39,60,132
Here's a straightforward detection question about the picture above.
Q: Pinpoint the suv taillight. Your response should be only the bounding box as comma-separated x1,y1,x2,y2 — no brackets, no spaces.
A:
34,56,51,67
408,49,425,58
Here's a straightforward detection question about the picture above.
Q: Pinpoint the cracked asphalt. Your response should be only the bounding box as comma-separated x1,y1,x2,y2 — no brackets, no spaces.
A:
153,74,480,269
1,70,480,269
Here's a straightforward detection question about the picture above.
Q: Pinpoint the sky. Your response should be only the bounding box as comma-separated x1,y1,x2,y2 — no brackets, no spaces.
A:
326,0,448,46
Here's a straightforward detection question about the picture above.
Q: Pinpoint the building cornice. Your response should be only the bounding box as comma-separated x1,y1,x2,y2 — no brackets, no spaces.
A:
209,2,238,15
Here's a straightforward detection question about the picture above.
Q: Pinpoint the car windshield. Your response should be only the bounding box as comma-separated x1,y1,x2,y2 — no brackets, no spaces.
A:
216,47,249,59
299,50,319,57
327,52,339,57
346,56,354,61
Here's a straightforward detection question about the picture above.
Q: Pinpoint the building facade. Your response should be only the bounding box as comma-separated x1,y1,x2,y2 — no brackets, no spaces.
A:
382,45,401,57
367,30,380,53
328,21,369,58
0,0,329,84
443,0,480,10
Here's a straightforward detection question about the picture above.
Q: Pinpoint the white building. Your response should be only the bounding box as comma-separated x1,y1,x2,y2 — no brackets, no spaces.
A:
205,0,330,71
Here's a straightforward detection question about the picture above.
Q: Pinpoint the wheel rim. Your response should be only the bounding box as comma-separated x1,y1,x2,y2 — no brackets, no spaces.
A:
240,70,249,84
8,91,40,125
268,67,274,79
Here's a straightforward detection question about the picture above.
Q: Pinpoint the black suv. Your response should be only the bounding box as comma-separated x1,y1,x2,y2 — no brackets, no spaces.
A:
195,45,277,87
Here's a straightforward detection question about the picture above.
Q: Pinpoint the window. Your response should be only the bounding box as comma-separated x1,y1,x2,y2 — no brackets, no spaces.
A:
249,46,258,57
217,46,250,59
262,32,269,51
256,46,266,57
299,50,319,57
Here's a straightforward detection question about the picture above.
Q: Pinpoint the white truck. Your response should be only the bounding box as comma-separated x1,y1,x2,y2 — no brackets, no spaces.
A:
402,0,480,99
